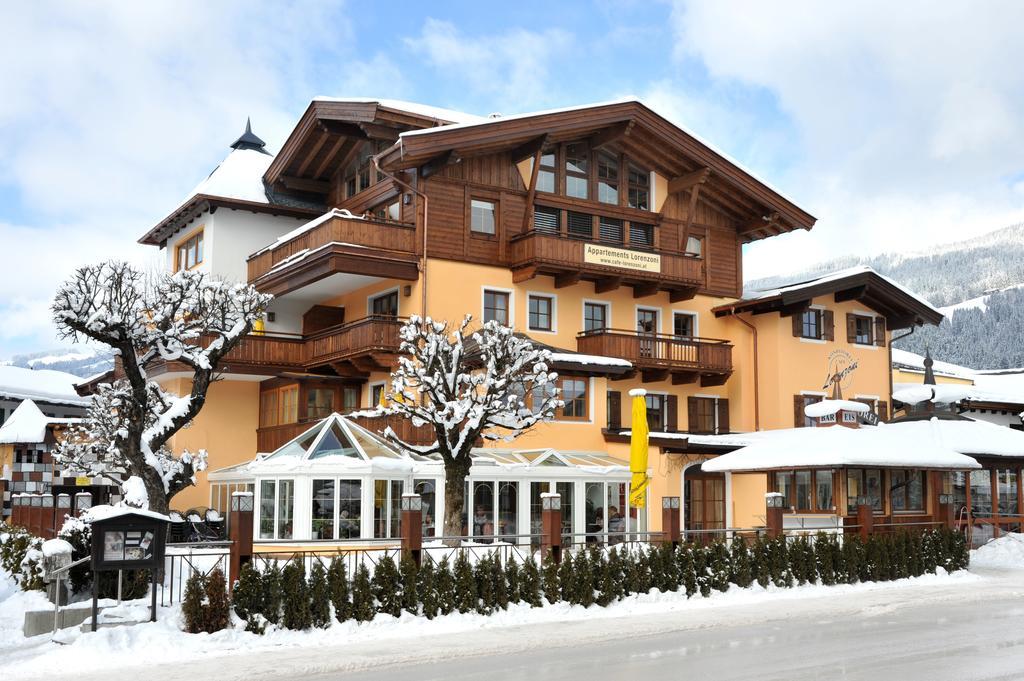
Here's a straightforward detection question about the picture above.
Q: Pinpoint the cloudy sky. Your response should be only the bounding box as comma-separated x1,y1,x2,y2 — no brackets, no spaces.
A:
3,1,1024,358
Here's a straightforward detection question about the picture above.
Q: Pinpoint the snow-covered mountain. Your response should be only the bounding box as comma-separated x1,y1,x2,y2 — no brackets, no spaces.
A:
746,222,1024,370
2,346,114,378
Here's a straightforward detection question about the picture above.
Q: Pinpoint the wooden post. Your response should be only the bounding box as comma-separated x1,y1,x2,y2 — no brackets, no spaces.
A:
40,494,54,539
29,494,42,536
540,492,562,564
765,492,784,539
400,493,423,567
857,497,874,541
74,492,92,518
937,494,955,530
661,497,681,546
10,494,23,528
228,492,254,589
55,494,71,535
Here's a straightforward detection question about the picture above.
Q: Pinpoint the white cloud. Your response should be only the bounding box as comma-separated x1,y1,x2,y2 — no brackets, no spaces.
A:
405,18,572,112
0,1,356,356
667,1,1024,280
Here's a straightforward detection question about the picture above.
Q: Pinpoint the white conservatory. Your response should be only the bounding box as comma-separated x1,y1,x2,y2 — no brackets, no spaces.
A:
208,414,643,546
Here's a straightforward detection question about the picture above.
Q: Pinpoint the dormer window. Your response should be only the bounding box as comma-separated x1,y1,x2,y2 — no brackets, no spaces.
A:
627,165,650,210
597,152,619,204
537,151,556,193
565,143,589,199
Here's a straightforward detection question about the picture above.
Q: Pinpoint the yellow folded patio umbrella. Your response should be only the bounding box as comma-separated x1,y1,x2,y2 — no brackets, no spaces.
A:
629,388,650,508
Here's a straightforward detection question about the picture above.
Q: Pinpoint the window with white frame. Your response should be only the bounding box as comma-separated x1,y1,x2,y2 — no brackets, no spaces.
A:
470,199,496,235
528,294,554,331
258,479,294,540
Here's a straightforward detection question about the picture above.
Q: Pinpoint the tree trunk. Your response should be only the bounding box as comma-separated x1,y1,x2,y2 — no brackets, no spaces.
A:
442,460,471,547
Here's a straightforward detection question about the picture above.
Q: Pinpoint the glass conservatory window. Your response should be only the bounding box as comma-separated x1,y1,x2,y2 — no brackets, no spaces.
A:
259,480,275,539
338,479,361,539
277,479,294,540
415,479,436,538
311,479,335,539
374,479,404,539
309,421,359,459
498,481,518,542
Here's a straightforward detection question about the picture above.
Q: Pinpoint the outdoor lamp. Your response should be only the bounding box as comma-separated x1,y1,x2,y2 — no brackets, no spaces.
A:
41,494,53,508
765,493,785,509
856,495,872,506
542,493,561,511
938,493,953,505
57,494,71,509
231,491,254,513
401,493,422,512
30,495,42,507
662,496,680,509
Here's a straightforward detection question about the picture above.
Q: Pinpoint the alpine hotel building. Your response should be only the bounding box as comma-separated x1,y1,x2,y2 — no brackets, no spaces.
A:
135,98,945,543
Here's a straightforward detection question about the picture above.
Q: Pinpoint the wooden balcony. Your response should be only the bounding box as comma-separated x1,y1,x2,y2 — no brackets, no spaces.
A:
509,230,704,301
257,413,435,452
147,317,403,378
246,211,420,296
576,329,732,386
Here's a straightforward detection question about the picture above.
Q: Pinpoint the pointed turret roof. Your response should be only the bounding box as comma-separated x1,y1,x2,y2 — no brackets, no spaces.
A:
230,118,269,154
923,349,937,385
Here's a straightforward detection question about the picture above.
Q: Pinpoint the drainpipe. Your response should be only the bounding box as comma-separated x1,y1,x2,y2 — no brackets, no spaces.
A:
726,309,759,432
373,148,430,318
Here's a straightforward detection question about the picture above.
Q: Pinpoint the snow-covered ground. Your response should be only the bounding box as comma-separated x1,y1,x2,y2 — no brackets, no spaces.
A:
1,536,1021,681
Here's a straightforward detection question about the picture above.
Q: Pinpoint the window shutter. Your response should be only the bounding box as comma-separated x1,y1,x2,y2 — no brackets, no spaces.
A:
716,399,730,435
822,310,835,341
874,317,886,347
877,400,889,421
687,397,699,433
794,395,805,428
846,313,857,343
791,313,802,337
607,390,621,430
666,395,678,432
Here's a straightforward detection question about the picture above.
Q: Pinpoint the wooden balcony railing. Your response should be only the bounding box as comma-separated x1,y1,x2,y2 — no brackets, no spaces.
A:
257,413,435,452
221,332,306,369
247,212,418,283
510,230,704,289
576,329,732,374
305,315,404,366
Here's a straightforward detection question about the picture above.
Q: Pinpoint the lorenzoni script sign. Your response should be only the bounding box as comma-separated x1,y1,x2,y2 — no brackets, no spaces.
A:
584,243,661,273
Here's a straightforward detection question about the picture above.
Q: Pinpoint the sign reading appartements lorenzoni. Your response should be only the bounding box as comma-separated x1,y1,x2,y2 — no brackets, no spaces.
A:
583,243,661,273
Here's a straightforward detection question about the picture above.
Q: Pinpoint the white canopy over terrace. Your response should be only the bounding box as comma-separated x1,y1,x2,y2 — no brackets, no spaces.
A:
208,414,638,545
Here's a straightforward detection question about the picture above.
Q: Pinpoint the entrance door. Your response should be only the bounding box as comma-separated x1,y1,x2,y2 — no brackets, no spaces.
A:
685,473,725,542
637,309,658,358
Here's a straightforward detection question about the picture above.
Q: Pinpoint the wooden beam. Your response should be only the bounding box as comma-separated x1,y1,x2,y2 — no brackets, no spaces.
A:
512,265,538,284
509,134,548,163
669,287,698,303
671,371,699,386
279,176,330,194
641,368,670,384
632,282,659,299
700,373,731,388
358,122,400,142
319,120,369,139
667,167,711,195
595,276,622,294
554,271,582,289
419,150,456,179
834,286,868,303
521,147,543,233
740,212,782,235
587,120,634,151
312,135,352,179
779,300,811,318
350,356,380,373
329,362,368,378
294,130,330,178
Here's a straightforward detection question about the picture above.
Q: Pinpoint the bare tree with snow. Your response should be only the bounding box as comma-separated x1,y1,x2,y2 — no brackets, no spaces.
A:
375,315,561,546
52,261,270,513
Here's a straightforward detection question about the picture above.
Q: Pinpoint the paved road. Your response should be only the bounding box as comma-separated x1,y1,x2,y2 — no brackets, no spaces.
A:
36,568,1024,681
318,574,1024,681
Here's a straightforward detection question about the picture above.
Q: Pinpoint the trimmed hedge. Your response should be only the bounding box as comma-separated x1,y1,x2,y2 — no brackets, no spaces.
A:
225,528,968,634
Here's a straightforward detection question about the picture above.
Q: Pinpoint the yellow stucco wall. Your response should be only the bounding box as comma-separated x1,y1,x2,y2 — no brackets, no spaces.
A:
162,377,260,511
892,367,974,386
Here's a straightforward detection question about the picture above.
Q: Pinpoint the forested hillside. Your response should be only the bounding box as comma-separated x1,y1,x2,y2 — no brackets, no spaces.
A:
747,222,1024,369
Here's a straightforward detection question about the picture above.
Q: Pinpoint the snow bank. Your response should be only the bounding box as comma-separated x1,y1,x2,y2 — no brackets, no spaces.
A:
970,533,1024,570
0,567,981,679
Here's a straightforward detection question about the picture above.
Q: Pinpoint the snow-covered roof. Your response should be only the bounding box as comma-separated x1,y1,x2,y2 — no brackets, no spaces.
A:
701,419,982,473
0,366,90,407
891,348,973,379
311,97,485,125
746,265,941,317
804,399,870,417
83,504,171,523
184,146,273,206
0,399,78,444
